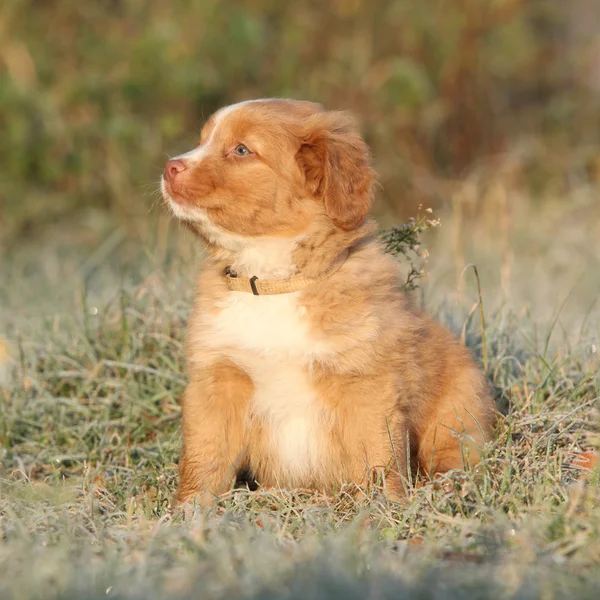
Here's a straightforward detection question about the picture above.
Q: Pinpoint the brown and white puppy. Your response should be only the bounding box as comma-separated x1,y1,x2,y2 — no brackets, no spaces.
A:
161,98,494,505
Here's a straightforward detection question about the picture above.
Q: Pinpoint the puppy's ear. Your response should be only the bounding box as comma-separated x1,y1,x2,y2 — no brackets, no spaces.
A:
296,112,374,231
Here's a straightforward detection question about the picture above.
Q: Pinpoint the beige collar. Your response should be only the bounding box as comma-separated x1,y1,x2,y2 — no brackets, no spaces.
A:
224,250,348,295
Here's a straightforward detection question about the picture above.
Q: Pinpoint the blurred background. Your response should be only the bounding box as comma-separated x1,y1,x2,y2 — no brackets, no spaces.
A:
1,0,599,328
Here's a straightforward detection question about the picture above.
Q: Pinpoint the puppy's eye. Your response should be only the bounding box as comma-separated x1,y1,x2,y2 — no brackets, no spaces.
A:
233,144,251,156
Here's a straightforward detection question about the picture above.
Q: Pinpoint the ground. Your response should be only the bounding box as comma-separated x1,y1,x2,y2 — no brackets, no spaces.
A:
0,200,599,599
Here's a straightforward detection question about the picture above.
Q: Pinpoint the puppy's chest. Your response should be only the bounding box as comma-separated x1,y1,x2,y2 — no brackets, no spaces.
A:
201,292,330,480
204,291,324,358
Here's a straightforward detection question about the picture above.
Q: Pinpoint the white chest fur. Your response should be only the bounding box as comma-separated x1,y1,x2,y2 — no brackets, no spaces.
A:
209,291,314,354
198,291,332,483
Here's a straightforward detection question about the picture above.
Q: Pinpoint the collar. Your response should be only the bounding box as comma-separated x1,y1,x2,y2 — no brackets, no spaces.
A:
224,250,349,295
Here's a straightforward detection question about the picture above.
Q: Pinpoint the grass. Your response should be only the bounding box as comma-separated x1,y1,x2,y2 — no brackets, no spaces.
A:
1,207,599,599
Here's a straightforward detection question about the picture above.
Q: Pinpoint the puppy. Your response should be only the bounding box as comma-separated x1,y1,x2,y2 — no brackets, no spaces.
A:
161,99,494,505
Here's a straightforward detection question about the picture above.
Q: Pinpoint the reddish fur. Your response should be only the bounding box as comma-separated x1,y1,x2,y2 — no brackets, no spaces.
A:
296,112,374,230
161,98,495,505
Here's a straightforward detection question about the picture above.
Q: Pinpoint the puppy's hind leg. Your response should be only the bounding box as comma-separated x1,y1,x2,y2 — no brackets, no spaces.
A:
416,371,493,476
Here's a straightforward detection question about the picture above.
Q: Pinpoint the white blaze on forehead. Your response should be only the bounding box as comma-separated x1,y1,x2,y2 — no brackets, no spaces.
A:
175,99,284,164
174,103,245,164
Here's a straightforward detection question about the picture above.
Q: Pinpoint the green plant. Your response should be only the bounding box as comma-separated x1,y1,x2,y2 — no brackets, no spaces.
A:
381,208,441,291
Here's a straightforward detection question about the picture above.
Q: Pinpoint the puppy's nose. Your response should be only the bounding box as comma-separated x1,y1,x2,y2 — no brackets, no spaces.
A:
164,159,186,182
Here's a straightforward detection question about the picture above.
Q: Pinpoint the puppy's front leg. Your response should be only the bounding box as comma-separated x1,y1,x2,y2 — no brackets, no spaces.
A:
176,359,253,506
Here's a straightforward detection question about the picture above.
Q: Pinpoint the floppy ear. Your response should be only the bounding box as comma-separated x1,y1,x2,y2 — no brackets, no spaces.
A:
296,112,374,231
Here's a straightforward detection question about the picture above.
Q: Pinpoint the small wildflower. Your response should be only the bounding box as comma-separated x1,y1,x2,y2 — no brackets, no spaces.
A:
381,213,440,291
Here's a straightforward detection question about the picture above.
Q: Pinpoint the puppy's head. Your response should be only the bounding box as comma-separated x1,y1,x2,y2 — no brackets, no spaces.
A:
161,99,374,245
